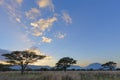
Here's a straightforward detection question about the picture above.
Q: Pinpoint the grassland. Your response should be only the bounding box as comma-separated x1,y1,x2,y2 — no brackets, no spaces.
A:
0,71,120,80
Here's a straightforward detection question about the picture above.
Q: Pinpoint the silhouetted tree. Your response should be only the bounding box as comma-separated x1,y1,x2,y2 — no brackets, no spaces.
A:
56,57,76,71
0,64,11,71
2,50,46,74
102,61,117,70
40,68,49,71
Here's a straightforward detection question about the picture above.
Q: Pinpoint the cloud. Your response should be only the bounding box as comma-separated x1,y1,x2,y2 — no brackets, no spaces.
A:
37,0,54,11
25,8,40,20
16,0,23,5
62,11,72,24
1,0,72,49
32,56,56,66
0,0,73,66
31,17,57,31
28,47,55,66
0,0,4,5
33,57,55,66
32,30,43,37
16,18,21,23
31,17,57,36
0,61,9,64
42,36,52,43
2,0,22,23
28,46,44,55
56,32,66,39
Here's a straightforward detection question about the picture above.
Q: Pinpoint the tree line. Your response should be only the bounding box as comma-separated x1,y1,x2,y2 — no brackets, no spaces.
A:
0,50,119,74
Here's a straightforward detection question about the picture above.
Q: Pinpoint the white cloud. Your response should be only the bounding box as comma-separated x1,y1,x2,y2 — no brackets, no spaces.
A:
1,0,72,49
16,18,21,23
31,23,38,27
32,56,56,66
37,0,54,11
31,17,57,36
32,29,43,37
16,0,23,5
25,8,40,20
24,47,55,66
28,46,44,55
42,36,52,43
31,17,57,31
62,11,72,24
56,32,66,39
0,0,73,66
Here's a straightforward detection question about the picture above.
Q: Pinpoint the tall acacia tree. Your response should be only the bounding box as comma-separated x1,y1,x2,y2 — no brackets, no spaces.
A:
2,50,46,74
56,57,76,71
102,61,117,70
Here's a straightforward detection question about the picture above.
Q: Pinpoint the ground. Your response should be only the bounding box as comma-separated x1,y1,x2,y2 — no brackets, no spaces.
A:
0,71,120,80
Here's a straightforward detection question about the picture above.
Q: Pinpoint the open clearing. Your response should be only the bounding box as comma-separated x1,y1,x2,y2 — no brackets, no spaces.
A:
0,71,120,80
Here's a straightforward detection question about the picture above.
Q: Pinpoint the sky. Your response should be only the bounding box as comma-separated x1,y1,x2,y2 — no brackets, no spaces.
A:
0,0,120,67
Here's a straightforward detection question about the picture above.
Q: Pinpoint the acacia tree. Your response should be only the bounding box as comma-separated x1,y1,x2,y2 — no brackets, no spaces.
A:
2,50,46,74
102,61,117,70
56,57,76,71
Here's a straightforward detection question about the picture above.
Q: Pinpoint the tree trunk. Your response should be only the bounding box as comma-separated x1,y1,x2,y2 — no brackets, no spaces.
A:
64,67,67,72
20,63,28,75
21,65,24,75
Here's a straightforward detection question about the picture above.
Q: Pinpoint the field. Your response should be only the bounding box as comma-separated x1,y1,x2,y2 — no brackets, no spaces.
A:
0,71,120,80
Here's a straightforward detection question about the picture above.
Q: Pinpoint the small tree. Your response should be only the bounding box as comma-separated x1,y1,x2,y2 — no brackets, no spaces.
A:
56,57,76,71
2,50,46,74
102,61,117,70
0,64,11,71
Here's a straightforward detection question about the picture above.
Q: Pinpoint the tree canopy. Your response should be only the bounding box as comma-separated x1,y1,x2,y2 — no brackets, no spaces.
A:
56,57,76,71
102,61,117,70
2,50,46,74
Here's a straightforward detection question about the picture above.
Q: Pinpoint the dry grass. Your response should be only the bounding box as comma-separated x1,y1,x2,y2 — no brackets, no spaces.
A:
0,71,120,80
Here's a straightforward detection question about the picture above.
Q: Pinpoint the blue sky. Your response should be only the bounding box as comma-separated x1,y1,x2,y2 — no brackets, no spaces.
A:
0,0,120,67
